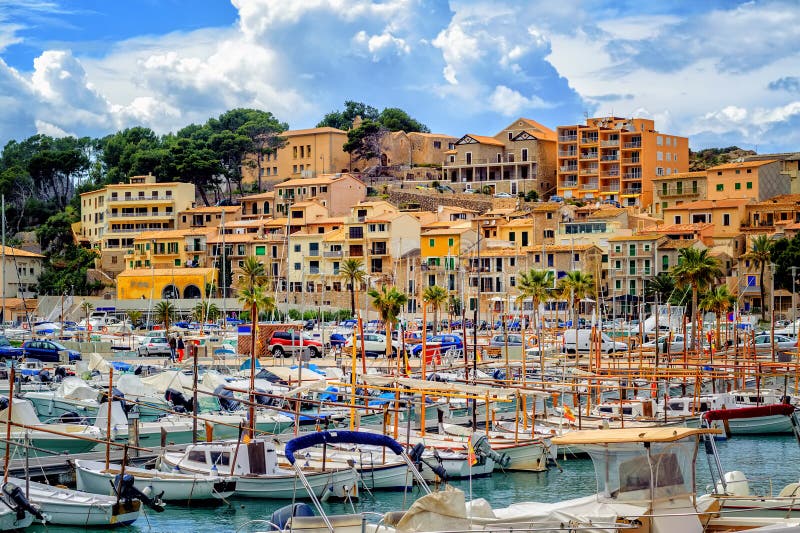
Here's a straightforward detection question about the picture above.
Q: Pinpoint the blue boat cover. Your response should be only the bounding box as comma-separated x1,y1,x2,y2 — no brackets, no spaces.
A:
111,361,132,371
284,430,404,464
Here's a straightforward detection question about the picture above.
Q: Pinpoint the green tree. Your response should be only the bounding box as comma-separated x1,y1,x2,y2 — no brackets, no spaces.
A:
236,256,273,436
700,285,736,349
339,258,366,316
644,272,676,303
744,234,774,321
557,271,594,325
517,269,553,330
422,285,448,333
80,300,94,328
317,100,380,130
342,119,387,163
377,108,429,133
193,301,221,323
127,310,142,329
154,301,175,332
367,285,408,358
162,135,221,206
672,248,722,348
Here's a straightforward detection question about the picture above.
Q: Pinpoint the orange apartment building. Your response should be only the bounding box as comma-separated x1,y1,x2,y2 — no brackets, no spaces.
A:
556,117,688,208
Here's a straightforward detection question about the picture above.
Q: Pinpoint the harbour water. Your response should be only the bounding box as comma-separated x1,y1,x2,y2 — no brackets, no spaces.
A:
27,434,800,532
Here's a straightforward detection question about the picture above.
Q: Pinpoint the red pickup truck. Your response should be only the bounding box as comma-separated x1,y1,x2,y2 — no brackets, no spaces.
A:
267,331,323,358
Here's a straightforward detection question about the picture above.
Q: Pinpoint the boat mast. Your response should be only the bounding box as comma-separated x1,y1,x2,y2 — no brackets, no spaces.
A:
2,194,5,330
221,207,227,329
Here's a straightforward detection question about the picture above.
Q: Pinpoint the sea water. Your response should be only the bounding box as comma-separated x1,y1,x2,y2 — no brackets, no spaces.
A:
29,434,800,532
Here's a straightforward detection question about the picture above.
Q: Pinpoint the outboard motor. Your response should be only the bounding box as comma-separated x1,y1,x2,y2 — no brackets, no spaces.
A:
0,396,8,411
408,442,425,470
214,384,240,412
54,366,67,381
2,483,43,521
38,370,50,384
425,450,448,481
269,503,314,530
473,435,510,468
113,474,165,512
164,388,193,413
99,388,129,413
782,395,792,405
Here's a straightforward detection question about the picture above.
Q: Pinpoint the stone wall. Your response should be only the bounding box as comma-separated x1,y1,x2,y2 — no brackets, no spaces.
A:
386,190,496,213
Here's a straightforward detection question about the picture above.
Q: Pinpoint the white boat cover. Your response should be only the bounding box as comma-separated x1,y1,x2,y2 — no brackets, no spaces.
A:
140,370,194,394
57,377,97,401
88,353,112,372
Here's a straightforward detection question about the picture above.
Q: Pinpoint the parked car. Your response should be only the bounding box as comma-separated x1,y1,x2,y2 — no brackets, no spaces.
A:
267,331,323,358
136,337,171,357
22,340,81,363
493,192,513,198
562,329,626,355
0,336,23,359
752,334,797,350
343,333,401,357
641,334,689,353
410,334,463,357
489,334,524,347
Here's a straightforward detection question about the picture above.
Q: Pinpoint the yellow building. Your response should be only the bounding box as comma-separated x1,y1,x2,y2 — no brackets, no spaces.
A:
128,228,215,271
650,171,707,217
177,205,241,230
556,117,688,208
706,160,785,201
116,267,217,300
79,174,196,277
419,226,477,292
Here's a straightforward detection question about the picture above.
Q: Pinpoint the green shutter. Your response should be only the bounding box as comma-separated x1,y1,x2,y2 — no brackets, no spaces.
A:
255,246,266,256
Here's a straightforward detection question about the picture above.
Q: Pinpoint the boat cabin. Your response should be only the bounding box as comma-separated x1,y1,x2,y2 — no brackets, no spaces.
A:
593,398,656,419
178,440,280,476
553,427,720,532
731,389,789,407
660,393,735,417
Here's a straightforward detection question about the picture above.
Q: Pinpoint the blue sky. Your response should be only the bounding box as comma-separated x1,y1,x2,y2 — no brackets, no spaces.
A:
1,0,800,152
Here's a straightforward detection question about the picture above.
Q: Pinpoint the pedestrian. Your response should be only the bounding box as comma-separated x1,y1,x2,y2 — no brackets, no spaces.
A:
177,335,185,362
168,335,177,362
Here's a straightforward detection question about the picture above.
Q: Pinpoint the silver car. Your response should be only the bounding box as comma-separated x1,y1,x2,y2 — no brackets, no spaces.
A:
752,334,797,350
137,337,171,357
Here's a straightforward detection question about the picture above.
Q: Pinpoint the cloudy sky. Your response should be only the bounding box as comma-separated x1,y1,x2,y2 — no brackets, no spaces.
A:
2,0,800,152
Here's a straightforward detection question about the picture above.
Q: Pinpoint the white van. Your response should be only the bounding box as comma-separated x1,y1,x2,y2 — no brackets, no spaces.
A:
562,329,627,355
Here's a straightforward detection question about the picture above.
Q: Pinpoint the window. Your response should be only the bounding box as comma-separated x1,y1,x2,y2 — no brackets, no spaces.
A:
615,280,622,289
546,212,553,220
735,169,740,174
614,260,621,270
735,182,741,190
747,169,752,174
746,182,753,189
614,245,621,253
657,151,663,161
292,165,297,173
674,215,682,224
716,184,724,191
294,262,301,270
293,146,297,158
656,136,663,145
509,231,516,242
723,214,730,226
448,238,454,246
255,246,265,256
662,255,669,270
429,239,435,247
666,137,671,146
521,148,528,162
433,141,441,149
188,451,206,463
629,244,636,256
294,244,301,252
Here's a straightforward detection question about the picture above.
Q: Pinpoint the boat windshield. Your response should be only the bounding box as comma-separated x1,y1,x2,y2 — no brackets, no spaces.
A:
587,439,695,503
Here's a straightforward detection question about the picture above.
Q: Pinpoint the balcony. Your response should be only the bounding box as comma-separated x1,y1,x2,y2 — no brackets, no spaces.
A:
580,152,598,160
623,142,642,149
621,157,641,165
622,188,642,195
109,195,173,203
370,248,388,256
600,185,620,193
185,244,207,252
600,170,620,178
579,168,598,176
601,139,619,147
323,250,343,258
107,211,172,219
558,135,578,142
309,267,320,275
558,150,577,157
581,182,599,190
580,137,598,145
658,186,701,198
623,173,642,180
600,154,619,161
560,167,578,174
560,181,578,189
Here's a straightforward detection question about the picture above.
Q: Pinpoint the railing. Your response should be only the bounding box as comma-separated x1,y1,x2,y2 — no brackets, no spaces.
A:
108,195,173,202
579,168,598,175
580,152,598,160
580,137,598,144
600,170,620,177
601,139,619,147
560,181,578,188
107,212,170,218
622,157,640,164
185,244,207,252
601,185,620,193
323,251,343,258
623,188,642,195
109,227,172,233
560,165,578,172
558,151,577,157
307,250,320,257
623,173,642,180
558,135,578,142
600,155,619,161
102,244,133,250
658,187,701,198
370,249,388,256
623,142,642,149
309,267,320,274
582,183,599,190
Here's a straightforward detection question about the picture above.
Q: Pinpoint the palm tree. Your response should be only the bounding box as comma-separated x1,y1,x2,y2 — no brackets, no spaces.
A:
154,301,175,332
517,269,553,375
700,285,736,349
367,285,408,359
340,258,366,317
558,271,594,325
422,285,448,334
745,234,773,321
80,300,94,339
193,301,221,323
644,272,675,303
236,256,270,437
672,248,722,348
127,310,142,329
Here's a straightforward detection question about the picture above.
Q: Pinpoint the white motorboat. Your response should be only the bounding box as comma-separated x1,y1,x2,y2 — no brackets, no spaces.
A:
75,459,235,502
160,438,359,500
439,423,551,472
6,477,141,527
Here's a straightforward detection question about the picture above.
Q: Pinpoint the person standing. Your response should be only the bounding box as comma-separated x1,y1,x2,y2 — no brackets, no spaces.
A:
177,335,185,362
168,335,177,363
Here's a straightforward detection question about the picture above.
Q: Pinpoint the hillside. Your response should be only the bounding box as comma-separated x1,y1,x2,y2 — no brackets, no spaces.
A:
689,146,757,171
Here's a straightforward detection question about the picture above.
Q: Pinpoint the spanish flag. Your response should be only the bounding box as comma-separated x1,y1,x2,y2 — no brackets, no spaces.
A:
563,404,576,423
404,350,411,376
467,437,478,466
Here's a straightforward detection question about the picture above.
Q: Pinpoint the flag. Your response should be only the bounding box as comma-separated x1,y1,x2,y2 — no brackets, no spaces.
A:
563,405,576,422
404,350,411,376
467,437,477,466
243,433,251,444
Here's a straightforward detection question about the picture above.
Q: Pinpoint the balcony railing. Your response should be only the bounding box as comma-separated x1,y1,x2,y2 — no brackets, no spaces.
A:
580,153,598,160
558,135,578,142
623,142,642,149
109,195,173,202
323,250,343,258
600,170,620,177
558,151,577,157
185,244,207,252
580,137,598,145
560,165,578,172
582,183,599,190
579,168,598,175
601,185,620,193
560,181,578,188
623,173,642,180
370,249,388,256
600,155,619,161
658,187,701,198
622,188,642,195
107,212,172,218
601,139,619,147
307,250,320,257
622,157,641,165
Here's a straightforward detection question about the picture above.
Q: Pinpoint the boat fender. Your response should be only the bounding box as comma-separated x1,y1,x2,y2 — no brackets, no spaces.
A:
113,474,165,513
269,503,314,530
2,483,43,521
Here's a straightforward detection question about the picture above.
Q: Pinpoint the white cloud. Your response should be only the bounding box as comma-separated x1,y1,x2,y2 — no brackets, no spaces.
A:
353,30,410,60
489,85,548,116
